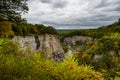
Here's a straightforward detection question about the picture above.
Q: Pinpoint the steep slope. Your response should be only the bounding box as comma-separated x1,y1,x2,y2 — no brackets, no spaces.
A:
63,36,92,47
63,36,93,54
12,34,64,61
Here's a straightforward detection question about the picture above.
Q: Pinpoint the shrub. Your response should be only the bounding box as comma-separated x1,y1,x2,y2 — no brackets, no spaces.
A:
0,39,104,80
0,38,104,80
62,45,69,53
0,21,14,37
0,53,103,80
0,38,21,55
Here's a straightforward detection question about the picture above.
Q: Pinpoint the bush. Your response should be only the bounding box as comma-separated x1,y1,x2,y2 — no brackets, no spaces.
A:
0,53,103,80
0,21,14,37
0,38,20,55
62,45,69,53
0,39,103,80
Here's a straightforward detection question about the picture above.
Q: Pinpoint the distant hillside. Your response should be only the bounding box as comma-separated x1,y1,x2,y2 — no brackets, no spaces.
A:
99,18,120,33
61,18,120,39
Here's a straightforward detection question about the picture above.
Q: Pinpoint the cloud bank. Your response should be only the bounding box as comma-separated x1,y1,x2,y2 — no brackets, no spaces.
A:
22,0,120,29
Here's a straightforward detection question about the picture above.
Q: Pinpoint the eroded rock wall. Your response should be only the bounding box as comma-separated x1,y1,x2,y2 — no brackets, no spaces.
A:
63,36,93,47
12,34,64,61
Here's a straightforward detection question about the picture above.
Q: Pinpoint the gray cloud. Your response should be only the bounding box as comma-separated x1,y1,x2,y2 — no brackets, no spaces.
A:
22,0,120,29
95,0,120,7
94,0,120,12
40,0,51,3
52,1,68,8
95,0,112,8
107,5,120,11
40,0,68,8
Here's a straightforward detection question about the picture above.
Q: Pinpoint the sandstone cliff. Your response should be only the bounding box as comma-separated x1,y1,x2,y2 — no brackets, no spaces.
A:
12,34,64,61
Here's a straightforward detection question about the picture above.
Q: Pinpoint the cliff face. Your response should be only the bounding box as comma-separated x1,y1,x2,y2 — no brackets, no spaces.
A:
12,35,93,60
12,36,36,50
63,36,93,47
12,34,64,61
63,36,93,54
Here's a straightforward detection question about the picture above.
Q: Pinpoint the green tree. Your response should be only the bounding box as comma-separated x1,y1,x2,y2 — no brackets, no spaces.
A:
0,0,29,22
46,26,58,34
118,18,120,25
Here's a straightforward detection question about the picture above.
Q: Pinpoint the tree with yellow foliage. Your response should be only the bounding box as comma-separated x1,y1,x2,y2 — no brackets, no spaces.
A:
0,21,14,37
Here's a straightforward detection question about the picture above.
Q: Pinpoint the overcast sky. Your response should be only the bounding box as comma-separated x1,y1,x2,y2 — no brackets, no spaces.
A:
22,0,120,29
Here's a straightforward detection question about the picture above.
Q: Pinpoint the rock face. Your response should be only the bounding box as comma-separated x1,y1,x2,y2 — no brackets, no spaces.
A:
12,36,36,50
12,34,64,61
63,36,93,47
63,36,93,54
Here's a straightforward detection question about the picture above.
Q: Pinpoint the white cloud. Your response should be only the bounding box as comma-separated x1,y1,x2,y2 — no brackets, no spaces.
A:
22,0,120,29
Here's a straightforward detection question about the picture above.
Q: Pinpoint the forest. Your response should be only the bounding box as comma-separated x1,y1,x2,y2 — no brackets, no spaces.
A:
0,0,120,80
60,19,120,80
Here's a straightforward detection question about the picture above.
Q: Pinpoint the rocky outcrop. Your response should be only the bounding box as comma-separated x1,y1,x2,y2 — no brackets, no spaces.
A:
37,34,64,61
63,36,93,47
12,36,36,50
62,36,93,54
12,34,64,61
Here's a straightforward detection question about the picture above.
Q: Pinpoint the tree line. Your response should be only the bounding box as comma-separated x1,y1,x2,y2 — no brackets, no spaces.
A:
62,18,120,39
0,0,58,37
0,21,58,37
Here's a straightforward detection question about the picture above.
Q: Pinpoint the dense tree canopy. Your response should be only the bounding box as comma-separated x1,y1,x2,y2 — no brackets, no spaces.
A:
11,23,58,36
0,0,28,22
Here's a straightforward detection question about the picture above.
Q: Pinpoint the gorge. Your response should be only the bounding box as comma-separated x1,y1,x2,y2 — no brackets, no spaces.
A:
12,34,64,61
12,34,95,61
